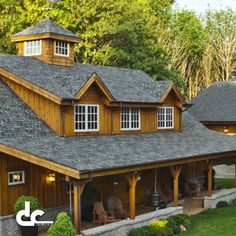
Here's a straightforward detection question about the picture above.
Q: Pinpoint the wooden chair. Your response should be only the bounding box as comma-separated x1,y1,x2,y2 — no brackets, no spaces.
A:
107,195,128,219
157,184,172,205
93,201,117,225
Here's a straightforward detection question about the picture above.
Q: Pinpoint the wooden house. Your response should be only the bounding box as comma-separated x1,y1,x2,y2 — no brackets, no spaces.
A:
190,81,236,135
1,19,236,234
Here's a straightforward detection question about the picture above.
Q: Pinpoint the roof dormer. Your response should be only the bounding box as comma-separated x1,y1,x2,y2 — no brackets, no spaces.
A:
11,19,80,67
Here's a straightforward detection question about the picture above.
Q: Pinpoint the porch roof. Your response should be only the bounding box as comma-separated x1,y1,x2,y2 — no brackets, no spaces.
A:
1,80,236,174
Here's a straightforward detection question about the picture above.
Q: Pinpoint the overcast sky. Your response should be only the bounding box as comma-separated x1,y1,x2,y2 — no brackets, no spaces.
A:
173,0,236,13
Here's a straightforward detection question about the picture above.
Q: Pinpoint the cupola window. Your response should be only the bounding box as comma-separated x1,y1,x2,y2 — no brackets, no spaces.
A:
55,40,69,56
24,40,41,56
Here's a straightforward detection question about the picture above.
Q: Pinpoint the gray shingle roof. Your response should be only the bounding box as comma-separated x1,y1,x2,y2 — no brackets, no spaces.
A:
13,19,79,39
1,80,236,173
189,81,236,122
0,54,171,103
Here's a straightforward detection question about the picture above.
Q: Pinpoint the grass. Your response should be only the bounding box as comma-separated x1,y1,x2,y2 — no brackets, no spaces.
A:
180,207,236,236
215,178,234,189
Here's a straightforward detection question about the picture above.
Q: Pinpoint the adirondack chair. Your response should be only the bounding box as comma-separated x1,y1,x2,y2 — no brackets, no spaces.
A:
107,195,128,219
156,183,172,205
93,201,117,225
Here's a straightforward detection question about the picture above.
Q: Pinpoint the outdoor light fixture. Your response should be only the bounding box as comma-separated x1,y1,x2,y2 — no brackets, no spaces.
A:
47,173,56,182
224,127,228,133
13,173,21,181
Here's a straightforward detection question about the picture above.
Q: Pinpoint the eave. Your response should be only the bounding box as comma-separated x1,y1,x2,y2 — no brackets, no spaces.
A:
0,68,63,105
202,121,236,125
160,82,185,104
11,33,81,43
79,150,236,179
0,144,80,179
74,72,115,101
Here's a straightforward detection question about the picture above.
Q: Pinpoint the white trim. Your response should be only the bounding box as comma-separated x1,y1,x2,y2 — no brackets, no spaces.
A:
74,104,99,132
157,107,174,129
120,107,141,131
54,40,70,57
24,40,42,56
8,170,25,186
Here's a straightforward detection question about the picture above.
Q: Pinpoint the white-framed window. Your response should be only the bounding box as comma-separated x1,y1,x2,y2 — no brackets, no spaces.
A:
121,108,140,130
24,40,42,56
74,104,99,132
55,40,69,56
8,171,25,186
158,107,174,129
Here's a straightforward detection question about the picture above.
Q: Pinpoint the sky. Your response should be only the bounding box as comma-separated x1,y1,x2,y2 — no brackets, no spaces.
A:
173,0,236,13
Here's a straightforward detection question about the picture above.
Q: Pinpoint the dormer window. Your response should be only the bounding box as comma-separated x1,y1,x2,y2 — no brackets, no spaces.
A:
121,108,140,130
24,40,41,56
158,107,174,129
74,104,99,132
55,40,69,57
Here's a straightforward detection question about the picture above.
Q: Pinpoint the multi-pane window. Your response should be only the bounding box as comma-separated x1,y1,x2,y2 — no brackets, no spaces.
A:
74,105,99,131
158,107,174,129
55,40,69,56
8,171,25,185
24,40,41,56
121,108,140,130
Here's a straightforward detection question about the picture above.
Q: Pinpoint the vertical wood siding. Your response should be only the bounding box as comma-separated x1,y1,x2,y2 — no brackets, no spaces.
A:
3,79,62,135
0,153,69,216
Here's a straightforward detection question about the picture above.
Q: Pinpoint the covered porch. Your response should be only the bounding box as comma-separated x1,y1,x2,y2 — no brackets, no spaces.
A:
71,153,236,234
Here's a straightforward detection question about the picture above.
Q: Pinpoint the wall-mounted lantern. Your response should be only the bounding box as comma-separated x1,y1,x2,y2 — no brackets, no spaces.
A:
47,173,56,183
224,126,228,133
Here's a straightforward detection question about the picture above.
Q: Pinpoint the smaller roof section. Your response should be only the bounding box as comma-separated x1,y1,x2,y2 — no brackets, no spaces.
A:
12,19,80,43
189,81,236,123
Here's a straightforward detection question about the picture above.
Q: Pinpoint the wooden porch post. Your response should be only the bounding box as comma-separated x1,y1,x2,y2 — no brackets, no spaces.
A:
125,173,139,220
73,181,86,234
207,160,213,197
170,166,182,207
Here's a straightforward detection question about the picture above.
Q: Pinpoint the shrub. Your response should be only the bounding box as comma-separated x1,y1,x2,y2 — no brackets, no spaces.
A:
229,198,236,207
127,225,173,236
127,225,157,236
168,214,191,226
183,219,192,229
14,195,42,218
48,212,76,236
155,226,174,236
216,201,229,208
167,218,181,234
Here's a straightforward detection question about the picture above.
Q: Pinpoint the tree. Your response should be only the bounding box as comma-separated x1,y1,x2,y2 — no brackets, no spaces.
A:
0,0,185,92
162,10,205,98
205,8,236,83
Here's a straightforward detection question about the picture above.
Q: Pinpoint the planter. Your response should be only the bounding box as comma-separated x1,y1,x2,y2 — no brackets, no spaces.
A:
20,226,38,236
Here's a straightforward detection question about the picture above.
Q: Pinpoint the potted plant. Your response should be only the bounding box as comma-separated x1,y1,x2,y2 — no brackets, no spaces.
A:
47,212,76,236
14,195,42,236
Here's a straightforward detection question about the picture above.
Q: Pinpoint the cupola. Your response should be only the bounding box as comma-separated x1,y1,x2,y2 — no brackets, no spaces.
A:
11,19,80,67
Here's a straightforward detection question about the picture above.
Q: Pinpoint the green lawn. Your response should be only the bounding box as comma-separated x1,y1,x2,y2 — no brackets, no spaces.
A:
215,178,234,189
180,208,236,236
